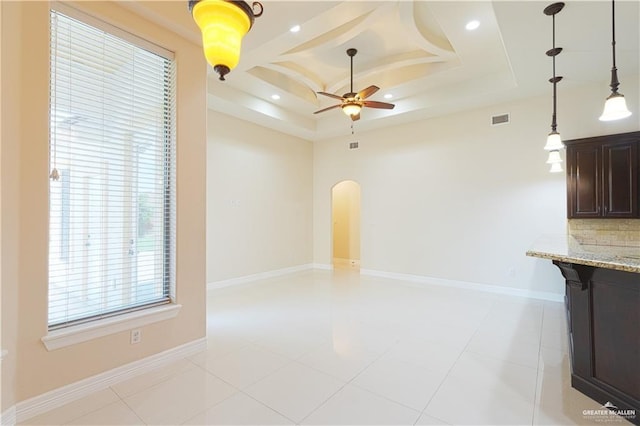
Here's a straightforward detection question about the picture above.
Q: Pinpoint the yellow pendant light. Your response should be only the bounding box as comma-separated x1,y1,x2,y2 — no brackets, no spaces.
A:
189,0,263,81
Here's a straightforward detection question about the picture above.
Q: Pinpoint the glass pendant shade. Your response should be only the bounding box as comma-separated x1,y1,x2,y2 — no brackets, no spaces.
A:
599,0,632,121
342,103,362,117
599,92,632,121
544,131,563,151
546,150,562,164
191,0,257,80
549,162,563,173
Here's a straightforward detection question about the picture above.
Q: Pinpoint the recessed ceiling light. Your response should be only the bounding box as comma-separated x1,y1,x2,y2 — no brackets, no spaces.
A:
465,20,480,31
271,94,280,100
384,94,393,99
290,25,301,33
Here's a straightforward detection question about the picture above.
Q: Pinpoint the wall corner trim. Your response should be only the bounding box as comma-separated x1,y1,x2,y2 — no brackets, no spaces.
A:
1,406,17,426
359,269,564,302
312,263,333,271
15,337,206,423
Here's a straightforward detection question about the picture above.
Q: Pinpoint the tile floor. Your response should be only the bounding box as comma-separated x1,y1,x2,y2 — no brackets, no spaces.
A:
21,269,628,425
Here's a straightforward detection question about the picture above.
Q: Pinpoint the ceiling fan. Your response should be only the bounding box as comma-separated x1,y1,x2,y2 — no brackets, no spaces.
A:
314,48,395,121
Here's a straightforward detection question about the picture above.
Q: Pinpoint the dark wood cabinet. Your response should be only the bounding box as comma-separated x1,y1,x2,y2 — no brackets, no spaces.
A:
554,262,640,425
565,131,639,218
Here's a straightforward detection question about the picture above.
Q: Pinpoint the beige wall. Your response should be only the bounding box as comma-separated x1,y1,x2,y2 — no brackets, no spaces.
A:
2,1,207,402
332,180,361,261
1,0,22,414
313,78,640,295
206,111,313,283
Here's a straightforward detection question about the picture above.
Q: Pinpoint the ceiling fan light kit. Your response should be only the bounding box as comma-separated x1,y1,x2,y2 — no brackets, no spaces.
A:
314,48,395,122
189,0,263,81
342,103,362,117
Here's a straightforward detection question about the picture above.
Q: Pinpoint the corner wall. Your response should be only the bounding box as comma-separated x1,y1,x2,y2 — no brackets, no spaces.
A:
1,0,20,418
313,78,640,296
9,1,207,403
206,110,314,283
332,180,361,262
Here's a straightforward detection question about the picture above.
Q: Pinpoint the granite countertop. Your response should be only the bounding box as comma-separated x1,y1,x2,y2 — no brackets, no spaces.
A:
527,234,640,273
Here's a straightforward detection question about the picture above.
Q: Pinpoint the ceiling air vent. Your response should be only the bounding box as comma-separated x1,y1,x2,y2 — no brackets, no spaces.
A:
349,141,359,149
491,113,510,126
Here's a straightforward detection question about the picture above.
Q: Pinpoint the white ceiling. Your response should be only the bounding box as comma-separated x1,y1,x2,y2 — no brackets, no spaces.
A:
122,1,640,141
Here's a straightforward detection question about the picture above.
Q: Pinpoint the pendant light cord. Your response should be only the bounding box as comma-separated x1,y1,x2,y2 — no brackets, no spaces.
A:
609,0,620,94
611,0,616,68
551,13,558,132
543,2,564,137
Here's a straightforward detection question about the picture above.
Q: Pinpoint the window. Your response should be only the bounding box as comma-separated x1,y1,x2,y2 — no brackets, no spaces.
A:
48,8,176,330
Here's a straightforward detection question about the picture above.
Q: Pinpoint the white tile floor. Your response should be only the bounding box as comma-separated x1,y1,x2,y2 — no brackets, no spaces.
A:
21,269,629,425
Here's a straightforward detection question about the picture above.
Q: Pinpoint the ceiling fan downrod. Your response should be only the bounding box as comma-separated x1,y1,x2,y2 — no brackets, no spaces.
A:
347,48,357,95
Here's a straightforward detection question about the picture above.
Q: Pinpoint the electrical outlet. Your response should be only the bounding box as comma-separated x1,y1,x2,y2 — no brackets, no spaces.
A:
130,329,142,344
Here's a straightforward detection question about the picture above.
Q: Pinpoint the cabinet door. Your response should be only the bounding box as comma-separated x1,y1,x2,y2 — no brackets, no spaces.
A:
603,142,638,217
568,143,601,218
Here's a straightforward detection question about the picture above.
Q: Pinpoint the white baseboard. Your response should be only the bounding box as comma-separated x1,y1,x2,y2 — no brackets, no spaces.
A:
1,406,16,426
360,268,564,302
16,338,206,423
208,265,562,303
207,264,314,290
312,263,333,270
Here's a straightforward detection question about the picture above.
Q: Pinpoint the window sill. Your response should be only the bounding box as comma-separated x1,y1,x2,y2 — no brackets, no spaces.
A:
41,304,182,351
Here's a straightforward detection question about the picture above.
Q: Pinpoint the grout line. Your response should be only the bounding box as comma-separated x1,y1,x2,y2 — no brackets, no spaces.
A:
531,304,548,426
413,302,492,424
175,368,244,425
295,337,415,423
41,389,123,426
295,380,349,425
237,390,298,425
118,396,148,425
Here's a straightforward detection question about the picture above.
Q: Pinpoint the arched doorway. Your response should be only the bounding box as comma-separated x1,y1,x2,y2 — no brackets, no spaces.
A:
331,180,361,270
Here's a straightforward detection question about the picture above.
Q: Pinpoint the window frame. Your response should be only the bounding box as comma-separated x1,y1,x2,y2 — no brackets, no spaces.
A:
43,3,180,349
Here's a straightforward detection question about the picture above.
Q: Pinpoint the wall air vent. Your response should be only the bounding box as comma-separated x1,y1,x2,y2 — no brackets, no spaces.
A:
349,142,359,149
491,113,510,126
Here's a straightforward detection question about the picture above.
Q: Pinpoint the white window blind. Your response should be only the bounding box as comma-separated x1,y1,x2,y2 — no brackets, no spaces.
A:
48,9,176,330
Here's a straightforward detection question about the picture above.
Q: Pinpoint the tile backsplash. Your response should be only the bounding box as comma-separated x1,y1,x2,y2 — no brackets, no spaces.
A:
568,219,640,247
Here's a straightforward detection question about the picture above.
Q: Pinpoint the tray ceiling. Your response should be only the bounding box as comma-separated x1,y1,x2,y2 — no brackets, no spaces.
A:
121,1,640,141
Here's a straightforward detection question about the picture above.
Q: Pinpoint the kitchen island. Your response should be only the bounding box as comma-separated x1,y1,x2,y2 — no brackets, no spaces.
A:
528,235,639,425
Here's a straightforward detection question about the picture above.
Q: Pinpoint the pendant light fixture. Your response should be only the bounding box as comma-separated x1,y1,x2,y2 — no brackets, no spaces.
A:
189,0,263,81
543,2,565,173
599,0,632,121
549,162,564,173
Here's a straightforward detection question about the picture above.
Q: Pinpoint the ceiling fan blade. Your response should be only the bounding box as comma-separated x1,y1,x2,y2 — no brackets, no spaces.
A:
317,92,344,100
357,85,379,100
363,100,395,110
313,104,341,114
350,112,360,121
